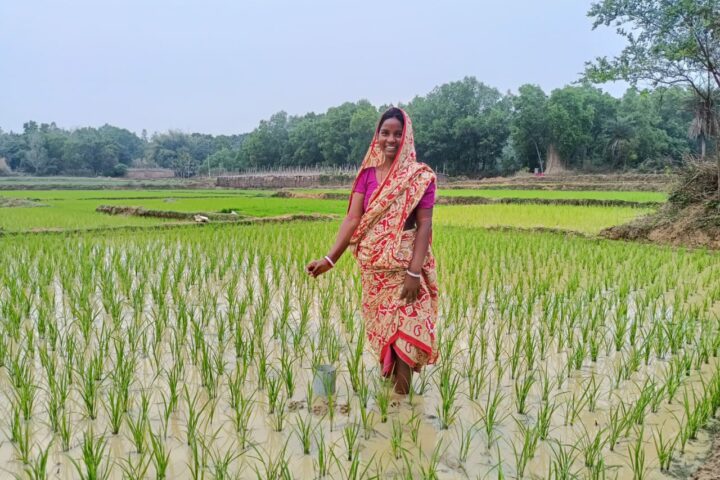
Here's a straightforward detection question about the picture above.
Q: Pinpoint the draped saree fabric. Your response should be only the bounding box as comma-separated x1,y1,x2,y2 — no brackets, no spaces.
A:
349,109,439,376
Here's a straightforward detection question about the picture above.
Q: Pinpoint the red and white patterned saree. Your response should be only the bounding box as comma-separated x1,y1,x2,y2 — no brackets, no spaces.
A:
349,109,439,376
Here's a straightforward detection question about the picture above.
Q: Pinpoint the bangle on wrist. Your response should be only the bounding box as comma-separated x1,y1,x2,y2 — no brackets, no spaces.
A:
406,269,421,279
324,255,335,268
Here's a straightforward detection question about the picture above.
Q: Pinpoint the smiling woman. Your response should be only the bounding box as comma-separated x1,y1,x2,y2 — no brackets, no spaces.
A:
306,107,438,396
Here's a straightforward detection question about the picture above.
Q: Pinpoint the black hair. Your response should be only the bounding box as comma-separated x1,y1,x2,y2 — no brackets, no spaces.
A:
377,107,404,132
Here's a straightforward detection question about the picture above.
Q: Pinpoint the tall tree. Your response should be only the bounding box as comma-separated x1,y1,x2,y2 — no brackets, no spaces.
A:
586,0,720,193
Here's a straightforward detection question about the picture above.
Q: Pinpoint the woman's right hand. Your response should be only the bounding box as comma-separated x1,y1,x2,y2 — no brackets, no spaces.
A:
306,258,333,278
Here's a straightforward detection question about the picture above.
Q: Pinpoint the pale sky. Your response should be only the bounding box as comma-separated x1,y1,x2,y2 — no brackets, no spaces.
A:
0,1,627,135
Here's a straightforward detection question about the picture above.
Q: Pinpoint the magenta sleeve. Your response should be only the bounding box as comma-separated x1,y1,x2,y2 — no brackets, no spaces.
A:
353,169,368,194
417,181,436,209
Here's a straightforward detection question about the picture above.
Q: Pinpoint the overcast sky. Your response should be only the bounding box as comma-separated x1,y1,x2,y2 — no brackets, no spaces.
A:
0,1,628,135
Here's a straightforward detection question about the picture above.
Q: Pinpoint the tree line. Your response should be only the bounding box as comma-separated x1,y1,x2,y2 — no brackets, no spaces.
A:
0,78,706,177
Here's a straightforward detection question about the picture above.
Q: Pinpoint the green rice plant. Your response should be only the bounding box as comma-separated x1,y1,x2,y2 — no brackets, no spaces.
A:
514,372,535,415
563,390,589,427
104,387,124,435
586,373,601,413
605,400,627,452
663,360,682,404
58,405,72,452
13,415,31,465
359,401,375,440
333,447,373,480
343,422,360,461
346,336,364,394
414,367,432,395
266,372,282,414
419,439,445,480
409,411,422,445
479,384,508,449
653,426,676,472
435,364,461,429
390,418,405,460
250,442,291,480
579,426,607,470
467,360,489,401
631,380,655,425
375,377,392,423
208,442,241,480
120,454,152,480
270,395,288,432
548,441,579,480
70,430,112,480
125,409,148,455
456,420,479,464
187,435,208,480
232,390,255,450
512,420,539,479
293,413,316,455
314,430,331,478
22,440,52,480
279,350,296,398
255,341,268,390
184,385,208,446
149,430,171,480
627,427,647,480
536,400,558,440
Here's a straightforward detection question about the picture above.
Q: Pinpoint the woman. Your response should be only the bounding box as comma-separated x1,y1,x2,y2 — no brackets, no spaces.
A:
306,107,438,395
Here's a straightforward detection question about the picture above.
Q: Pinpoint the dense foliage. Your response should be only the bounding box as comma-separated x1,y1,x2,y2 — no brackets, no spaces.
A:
0,79,702,177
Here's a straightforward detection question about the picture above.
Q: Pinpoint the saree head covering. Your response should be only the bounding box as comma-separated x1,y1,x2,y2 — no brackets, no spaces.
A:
349,108,439,376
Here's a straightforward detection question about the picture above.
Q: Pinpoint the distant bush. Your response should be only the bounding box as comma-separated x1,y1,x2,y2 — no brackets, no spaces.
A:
110,163,128,177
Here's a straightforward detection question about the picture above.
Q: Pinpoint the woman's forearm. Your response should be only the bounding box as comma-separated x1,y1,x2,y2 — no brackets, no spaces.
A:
409,223,431,273
326,215,362,263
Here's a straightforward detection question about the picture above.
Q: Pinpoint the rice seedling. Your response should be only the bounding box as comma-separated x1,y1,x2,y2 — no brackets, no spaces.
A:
343,421,361,461
359,401,376,440
548,441,579,480
435,364,461,429
375,378,392,424
119,453,151,480
149,429,171,479
208,442,241,480
479,384,507,449
125,409,148,455
184,385,208,447
22,440,53,480
270,395,288,432
314,430,332,478
250,442,292,480
418,439,445,480
104,387,125,435
578,426,607,470
514,372,535,415
628,427,647,480
13,415,32,465
653,426,676,472
293,413,316,455
70,429,112,480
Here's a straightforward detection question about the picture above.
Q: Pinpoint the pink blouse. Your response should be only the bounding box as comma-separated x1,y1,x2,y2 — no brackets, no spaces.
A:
353,167,436,212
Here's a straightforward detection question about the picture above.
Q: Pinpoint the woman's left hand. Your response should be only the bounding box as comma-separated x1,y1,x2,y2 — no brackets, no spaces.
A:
399,274,421,304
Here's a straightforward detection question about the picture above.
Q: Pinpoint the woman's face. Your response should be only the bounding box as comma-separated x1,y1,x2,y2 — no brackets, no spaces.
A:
377,117,403,161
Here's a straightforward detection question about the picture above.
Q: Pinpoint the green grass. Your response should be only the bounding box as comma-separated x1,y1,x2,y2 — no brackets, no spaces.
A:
292,188,667,203
434,204,654,234
436,189,666,202
0,189,270,200
0,188,654,234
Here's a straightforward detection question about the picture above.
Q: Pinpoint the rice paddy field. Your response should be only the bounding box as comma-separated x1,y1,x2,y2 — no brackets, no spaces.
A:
2,186,720,479
0,189,653,233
